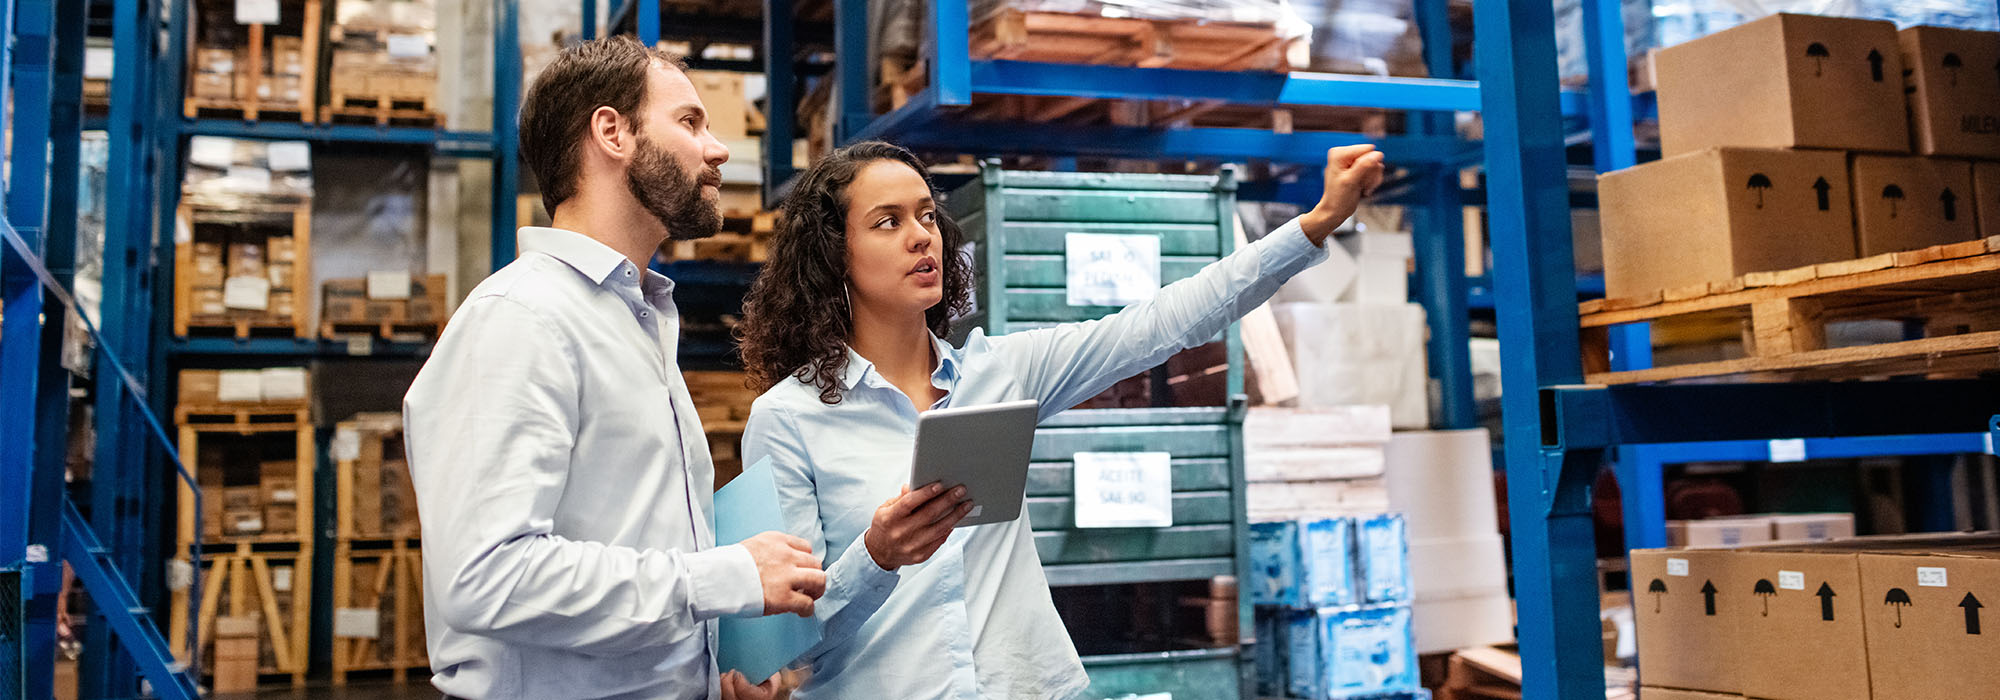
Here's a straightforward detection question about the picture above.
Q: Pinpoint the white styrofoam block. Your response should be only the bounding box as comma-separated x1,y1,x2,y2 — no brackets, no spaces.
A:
258,367,308,402
1274,303,1430,430
1349,252,1409,304
1356,231,1415,259
1247,479,1390,521
1407,534,1510,600
1384,429,1500,541
1409,589,1515,654
1245,406,1393,448
1246,445,1384,483
1272,238,1357,305
216,370,263,403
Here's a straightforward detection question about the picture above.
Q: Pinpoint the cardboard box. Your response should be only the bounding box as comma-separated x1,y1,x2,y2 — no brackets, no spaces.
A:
180,369,220,404
1600,148,1856,298
1899,27,2000,158
688,70,749,141
214,614,260,639
249,74,303,103
270,36,305,76
261,459,297,480
191,286,227,316
1976,161,2000,238
222,508,265,536
212,646,259,694
1770,512,1856,542
1859,548,2000,700
1669,517,1777,548
1851,155,1978,255
1639,689,1742,700
268,290,295,318
263,504,298,535
222,486,261,510
1731,548,1871,700
193,47,238,75
226,242,265,279
261,477,298,505
351,458,383,535
1656,13,1908,156
1630,548,1748,694
266,236,296,263
190,72,234,100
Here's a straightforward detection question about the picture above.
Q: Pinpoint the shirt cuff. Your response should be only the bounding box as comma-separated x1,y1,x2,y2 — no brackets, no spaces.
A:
832,530,903,592
686,544,764,619
1262,216,1332,276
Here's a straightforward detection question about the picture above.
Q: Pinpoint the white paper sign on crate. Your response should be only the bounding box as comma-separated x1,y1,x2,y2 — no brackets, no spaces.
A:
1065,233,1160,307
1073,452,1173,528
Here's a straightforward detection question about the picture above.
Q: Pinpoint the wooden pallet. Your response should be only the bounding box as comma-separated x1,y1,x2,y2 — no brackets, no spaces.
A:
184,0,322,123
331,538,427,685
320,319,444,341
170,542,313,687
334,413,420,541
175,203,313,339
1579,237,2000,384
175,404,311,431
182,315,305,339
320,98,440,127
185,98,310,122
972,9,1295,73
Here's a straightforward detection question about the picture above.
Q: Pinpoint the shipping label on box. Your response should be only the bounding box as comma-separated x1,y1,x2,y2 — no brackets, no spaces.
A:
1851,155,1978,255
1656,13,1907,156
1733,550,1871,700
1600,147,1855,299
1630,548,1748,694
1899,27,2000,159
1859,550,2000,700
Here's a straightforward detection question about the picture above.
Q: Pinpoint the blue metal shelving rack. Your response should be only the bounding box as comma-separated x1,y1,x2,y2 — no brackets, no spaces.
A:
1,1,523,697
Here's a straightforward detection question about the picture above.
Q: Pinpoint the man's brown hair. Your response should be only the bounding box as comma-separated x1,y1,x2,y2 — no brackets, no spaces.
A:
519,36,686,215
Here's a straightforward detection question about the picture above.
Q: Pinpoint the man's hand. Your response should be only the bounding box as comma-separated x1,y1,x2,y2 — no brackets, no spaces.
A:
739,531,827,617
720,670,782,700
1299,144,1388,245
863,482,973,570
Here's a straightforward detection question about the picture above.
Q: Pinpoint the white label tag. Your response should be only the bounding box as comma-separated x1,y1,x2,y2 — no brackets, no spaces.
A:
368,270,413,300
266,141,311,172
334,608,382,639
217,370,263,402
1667,558,1690,577
345,335,375,356
225,165,272,193
332,427,362,461
1778,570,1805,591
268,489,297,504
223,275,271,311
1065,233,1161,307
1918,567,1949,588
259,367,308,401
84,47,115,80
272,565,294,592
386,34,429,59
1768,439,1807,463
25,544,49,563
188,136,236,169
235,0,279,24
1072,451,1173,528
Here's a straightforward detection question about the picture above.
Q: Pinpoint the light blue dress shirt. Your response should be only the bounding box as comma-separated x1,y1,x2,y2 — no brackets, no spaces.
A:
741,217,1328,700
405,227,763,700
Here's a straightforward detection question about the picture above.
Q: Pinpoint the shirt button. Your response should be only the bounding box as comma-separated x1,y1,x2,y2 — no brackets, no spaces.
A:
640,311,651,318
624,269,635,277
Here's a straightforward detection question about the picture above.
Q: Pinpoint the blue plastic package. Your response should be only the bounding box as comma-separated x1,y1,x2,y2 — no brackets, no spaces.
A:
1250,519,1304,607
1359,513,1411,604
1303,516,1358,607
1253,607,1288,697
1319,606,1421,699
1287,609,1322,698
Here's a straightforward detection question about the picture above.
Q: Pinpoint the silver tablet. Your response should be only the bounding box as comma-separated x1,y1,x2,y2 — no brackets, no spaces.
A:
910,398,1040,527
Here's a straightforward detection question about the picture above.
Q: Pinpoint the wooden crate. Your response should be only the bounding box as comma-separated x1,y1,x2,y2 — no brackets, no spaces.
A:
1579,237,2000,384
330,538,427,685
175,202,314,339
320,273,448,341
183,0,322,122
972,8,1295,72
169,543,313,688
334,413,418,540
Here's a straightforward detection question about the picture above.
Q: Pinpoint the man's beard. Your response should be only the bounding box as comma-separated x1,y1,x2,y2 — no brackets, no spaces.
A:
627,134,722,241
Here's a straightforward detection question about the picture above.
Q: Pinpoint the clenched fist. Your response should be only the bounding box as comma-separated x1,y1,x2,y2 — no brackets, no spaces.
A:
1299,144,1388,245
739,531,827,617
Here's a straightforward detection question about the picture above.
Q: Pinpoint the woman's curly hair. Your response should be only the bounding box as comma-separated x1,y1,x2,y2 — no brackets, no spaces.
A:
737,141,975,405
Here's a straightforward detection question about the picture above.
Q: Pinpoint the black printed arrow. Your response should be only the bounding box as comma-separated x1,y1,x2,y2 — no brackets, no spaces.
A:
1868,49,1885,82
1818,582,1837,621
1813,177,1831,211
1963,592,1983,635
1942,188,1959,221
1702,580,1718,616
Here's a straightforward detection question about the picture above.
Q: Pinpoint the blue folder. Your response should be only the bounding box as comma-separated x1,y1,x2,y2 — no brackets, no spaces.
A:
714,457,820,682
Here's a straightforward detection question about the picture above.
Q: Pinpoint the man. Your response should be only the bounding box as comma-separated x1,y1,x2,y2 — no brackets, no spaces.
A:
402,37,822,700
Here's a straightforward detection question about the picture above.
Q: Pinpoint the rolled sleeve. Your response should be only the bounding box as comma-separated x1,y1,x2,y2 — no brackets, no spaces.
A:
687,544,765,619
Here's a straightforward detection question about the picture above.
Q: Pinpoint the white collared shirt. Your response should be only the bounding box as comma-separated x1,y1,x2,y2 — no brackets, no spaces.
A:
404,227,763,700
742,217,1328,700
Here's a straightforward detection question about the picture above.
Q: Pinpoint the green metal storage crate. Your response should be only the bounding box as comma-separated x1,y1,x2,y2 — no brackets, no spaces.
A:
944,164,1253,699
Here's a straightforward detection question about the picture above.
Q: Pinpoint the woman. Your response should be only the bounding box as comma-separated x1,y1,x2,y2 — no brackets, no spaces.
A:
737,140,1384,699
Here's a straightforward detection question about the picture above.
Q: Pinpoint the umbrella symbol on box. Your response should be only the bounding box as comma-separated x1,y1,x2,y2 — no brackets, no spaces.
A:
1943,53,1962,86
1648,579,1667,613
1883,184,1906,218
1807,43,1831,76
1886,588,1913,628
1754,579,1778,616
1747,173,1773,208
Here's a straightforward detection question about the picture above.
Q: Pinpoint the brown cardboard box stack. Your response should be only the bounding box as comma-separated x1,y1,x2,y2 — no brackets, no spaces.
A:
1600,14,2000,299
339,413,418,538
187,226,300,323
1666,512,1856,547
190,46,239,101
327,0,438,108
320,273,448,329
212,614,262,694
1631,532,2000,700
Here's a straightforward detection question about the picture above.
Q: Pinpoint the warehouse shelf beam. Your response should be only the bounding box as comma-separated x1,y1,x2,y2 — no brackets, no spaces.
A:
1542,381,2000,450
179,119,496,154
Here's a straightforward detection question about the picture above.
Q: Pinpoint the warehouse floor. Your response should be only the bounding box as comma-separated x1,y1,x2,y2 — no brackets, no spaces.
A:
245,682,440,700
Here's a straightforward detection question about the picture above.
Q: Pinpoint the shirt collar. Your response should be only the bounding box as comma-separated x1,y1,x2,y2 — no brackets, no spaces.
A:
839,333,959,392
519,226,637,287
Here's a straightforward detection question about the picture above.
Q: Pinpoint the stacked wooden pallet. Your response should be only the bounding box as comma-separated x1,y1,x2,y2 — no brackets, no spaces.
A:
330,412,428,684
1580,237,2000,384
183,0,322,122
169,367,317,688
322,0,440,125
320,273,449,341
